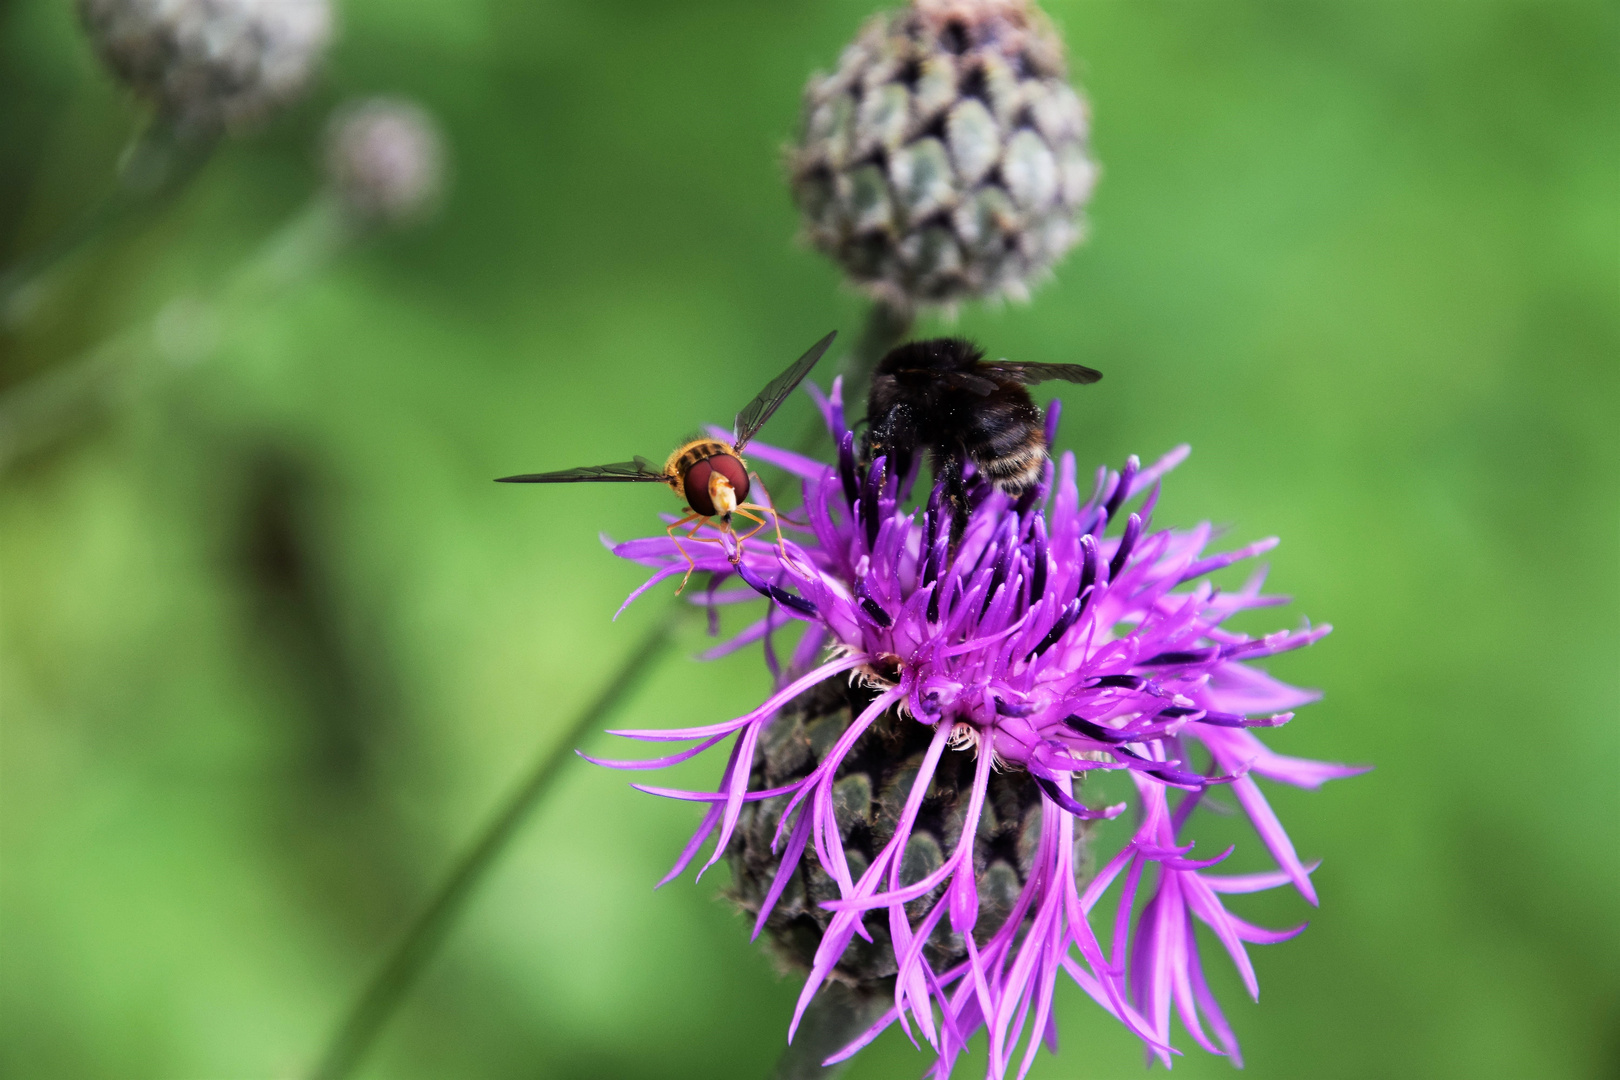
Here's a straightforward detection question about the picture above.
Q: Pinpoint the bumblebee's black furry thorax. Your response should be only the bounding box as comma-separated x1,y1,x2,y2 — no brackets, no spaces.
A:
864,338,1048,539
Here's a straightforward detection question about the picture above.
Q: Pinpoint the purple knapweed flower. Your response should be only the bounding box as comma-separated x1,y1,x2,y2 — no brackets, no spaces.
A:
589,378,1364,1076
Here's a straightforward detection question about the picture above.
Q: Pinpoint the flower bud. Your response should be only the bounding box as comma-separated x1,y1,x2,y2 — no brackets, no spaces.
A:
729,680,1070,994
78,0,333,135
323,98,446,228
790,0,1097,309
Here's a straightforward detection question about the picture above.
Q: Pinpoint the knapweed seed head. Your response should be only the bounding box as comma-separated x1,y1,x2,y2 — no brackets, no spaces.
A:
324,97,447,228
729,677,1077,996
790,0,1097,311
593,381,1365,1076
78,0,332,135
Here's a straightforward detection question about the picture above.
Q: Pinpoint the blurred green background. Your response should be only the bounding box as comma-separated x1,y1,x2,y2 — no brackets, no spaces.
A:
2,1,1616,1078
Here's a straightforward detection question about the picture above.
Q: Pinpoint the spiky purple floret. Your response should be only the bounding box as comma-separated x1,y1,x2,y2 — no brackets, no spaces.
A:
594,379,1365,1077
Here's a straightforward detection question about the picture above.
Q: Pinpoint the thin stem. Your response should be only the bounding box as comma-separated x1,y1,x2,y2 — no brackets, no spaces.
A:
0,196,349,473
1,117,217,330
771,983,889,1079
790,300,912,460
228,196,354,297
839,299,913,403
306,605,689,1080
0,327,144,467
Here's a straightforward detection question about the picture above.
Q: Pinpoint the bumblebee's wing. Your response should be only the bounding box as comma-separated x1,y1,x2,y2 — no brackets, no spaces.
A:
733,330,837,450
496,457,669,483
979,362,1103,386
936,371,1001,395
885,368,1001,396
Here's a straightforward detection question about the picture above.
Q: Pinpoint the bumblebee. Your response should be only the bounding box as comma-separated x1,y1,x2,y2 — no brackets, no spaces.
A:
864,338,1101,538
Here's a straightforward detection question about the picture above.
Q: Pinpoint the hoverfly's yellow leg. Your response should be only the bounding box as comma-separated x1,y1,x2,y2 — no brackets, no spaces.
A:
684,517,728,547
683,514,742,568
680,515,740,589
739,474,795,562
665,511,703,594
738,501,800,571
728,507,771,557
730,507,766,530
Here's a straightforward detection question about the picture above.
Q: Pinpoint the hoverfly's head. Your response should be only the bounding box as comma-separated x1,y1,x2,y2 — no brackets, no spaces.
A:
682,452,750,518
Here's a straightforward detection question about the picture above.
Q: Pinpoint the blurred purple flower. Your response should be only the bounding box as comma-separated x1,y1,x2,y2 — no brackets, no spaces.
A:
590,378,1365,1076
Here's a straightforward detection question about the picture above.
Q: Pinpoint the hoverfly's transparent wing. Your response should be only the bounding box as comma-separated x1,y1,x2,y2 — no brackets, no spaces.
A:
732,330,837,450
496,456,669,483
979,362,1103,386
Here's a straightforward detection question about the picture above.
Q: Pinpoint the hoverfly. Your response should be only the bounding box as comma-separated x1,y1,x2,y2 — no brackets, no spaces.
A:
864,337,1102,540
497,331,837,590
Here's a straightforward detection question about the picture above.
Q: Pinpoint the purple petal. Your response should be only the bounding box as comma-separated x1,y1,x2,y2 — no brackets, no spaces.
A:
655,804,719,888
738,440,830,481
695,615,774,661
1202,860,1321,894
608,652,864,741
1130,444,1192,498
1229,774,1319,905
754,801,814,937
576,734,727,769
1183,541,1279,589
631,779,802,803
614,564,686,619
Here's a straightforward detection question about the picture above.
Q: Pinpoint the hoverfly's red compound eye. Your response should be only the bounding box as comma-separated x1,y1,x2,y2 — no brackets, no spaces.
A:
682,453,750,517
709,454,749,507
682,458,716,516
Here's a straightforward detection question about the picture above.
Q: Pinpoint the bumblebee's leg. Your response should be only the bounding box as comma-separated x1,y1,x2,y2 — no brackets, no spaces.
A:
665,511,703,593
865,399,915,475
862,396,893,464
887,413,919,503
935,447,969,546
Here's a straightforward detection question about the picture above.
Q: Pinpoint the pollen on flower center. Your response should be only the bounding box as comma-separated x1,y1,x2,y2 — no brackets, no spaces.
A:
847,650,901,689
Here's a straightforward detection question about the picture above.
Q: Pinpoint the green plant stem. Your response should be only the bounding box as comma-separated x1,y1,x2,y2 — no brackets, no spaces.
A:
840,299,913,401
0,117,217,330
0,196,350,472
771,983,888,1079
0,327,143,467
789,299,911,461
306,605,688,1080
